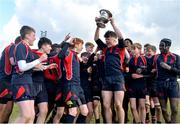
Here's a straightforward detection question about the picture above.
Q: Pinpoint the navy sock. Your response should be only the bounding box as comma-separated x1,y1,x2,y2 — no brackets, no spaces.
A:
76,114,87,123
150,107,155,116
96,119,100,123
60,113,66,123
146,112,149,120
65,114,75,123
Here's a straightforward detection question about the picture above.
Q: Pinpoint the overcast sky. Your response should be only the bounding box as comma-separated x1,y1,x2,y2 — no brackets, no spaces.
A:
0,0,179,54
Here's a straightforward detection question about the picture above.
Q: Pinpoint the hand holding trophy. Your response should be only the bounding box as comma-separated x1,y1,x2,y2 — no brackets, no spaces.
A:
95,9,112,28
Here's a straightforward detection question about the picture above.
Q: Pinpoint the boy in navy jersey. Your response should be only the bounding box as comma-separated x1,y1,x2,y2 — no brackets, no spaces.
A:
84,42,95,122
52,35,73,123
43,34,71,123
59,38,88,123
145,45,161,123
12,26,47,123
91,51,105,123
32,37,55,123
128,43,149,123
80,51,97,123
0,36,21,122
94,17,127,123
153,38,180,123
123,38,133,123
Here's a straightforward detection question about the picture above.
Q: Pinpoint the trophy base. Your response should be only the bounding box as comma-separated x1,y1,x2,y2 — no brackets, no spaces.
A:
96,22,106,28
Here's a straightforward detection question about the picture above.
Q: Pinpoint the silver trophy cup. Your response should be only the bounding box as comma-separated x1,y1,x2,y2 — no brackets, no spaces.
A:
96,9,112,28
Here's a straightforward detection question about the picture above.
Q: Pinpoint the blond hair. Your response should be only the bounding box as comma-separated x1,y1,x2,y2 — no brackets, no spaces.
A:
131,43,142,50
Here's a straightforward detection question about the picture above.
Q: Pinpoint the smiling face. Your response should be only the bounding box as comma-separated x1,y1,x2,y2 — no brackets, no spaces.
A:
146,48,155,57
20,26,36,46
81,55,89,63
41,44,52,54
124,40,132,47
104,31,118,48
75,43,83,54
86,45,94,53
105,36,117,47
131,43,142,57
159,41,169,54
125,40,132,52
131,47,140,57
25,31,36,46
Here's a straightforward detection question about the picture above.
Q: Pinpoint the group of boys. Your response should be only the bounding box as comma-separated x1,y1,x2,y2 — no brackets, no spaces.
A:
0,16,179,124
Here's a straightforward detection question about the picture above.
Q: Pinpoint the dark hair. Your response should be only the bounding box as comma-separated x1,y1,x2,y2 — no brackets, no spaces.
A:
81,52,91,58
124,38,133,45
85,42,94,48
160,38,171,47
14,36,22,44
144,43,151,48
20,25,35,39
104,30,117,38
38,37,52,49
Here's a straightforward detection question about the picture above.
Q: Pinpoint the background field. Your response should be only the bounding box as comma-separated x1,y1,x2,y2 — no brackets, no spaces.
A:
9,98,180,123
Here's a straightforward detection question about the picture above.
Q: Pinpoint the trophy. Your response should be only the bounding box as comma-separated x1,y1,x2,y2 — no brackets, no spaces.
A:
96,9,112,28
136,66,151,78
136,68,142,74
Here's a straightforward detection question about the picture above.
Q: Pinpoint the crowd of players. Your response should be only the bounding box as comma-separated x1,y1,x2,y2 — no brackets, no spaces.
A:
0,17,179,123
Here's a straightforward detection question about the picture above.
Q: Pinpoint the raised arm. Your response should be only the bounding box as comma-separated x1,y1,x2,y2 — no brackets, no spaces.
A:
124,48,130,64
58,33,71,59
94,26,107,49
58,42,69,59
86,53,96,67
94,26,100,41
110,18,123,39
110,18,125,48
